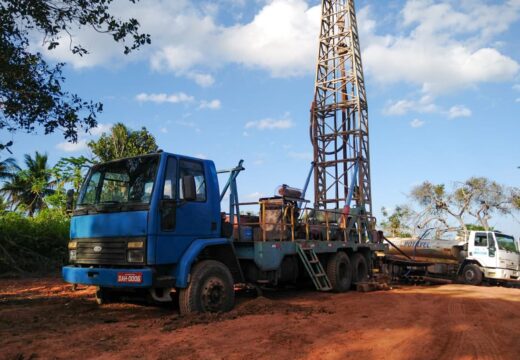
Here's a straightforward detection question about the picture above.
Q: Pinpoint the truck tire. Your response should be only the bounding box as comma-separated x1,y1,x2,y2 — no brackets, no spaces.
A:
179,260,235,315
95,287,114,305
351,253,368,285
326,252,352,292
462,264,483,285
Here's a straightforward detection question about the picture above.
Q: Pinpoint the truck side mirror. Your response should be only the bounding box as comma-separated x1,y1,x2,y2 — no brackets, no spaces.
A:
182,175,197,201
66,189,75,211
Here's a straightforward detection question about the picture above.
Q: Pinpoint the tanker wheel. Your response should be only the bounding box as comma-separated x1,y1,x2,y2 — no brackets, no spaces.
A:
326,252,352,292
351,253,368,286
462,264,483,286
179,260,235,315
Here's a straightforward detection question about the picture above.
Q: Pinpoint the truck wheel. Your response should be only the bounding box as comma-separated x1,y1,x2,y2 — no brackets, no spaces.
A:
351,253,368,285
179,260,235,315
95,287,112,305
326,252,352,292
462,264,483,285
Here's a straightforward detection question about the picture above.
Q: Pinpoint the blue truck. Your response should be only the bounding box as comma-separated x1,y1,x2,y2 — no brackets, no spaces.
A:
63,152,386,314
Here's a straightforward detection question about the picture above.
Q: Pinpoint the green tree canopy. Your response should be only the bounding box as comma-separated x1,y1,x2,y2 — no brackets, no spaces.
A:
380,206,413,238
87,123,158,162
0,0,150,150
1,152,54,216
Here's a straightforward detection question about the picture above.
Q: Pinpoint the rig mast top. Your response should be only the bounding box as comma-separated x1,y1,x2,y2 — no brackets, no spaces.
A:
311,0,372,217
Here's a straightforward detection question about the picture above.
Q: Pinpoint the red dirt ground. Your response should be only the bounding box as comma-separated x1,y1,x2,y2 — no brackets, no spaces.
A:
1,276,519,360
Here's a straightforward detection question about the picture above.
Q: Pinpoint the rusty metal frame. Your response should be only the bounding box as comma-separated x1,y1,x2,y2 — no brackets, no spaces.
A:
311,0,372,217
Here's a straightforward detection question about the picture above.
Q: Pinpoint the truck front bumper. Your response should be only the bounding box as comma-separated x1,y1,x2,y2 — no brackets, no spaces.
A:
62,266,154,288
483,268,520,281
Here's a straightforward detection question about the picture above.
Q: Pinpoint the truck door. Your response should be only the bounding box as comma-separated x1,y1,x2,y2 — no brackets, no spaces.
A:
154,157,216,265
468,232,496,268
494,233,520,272
175,158,214,237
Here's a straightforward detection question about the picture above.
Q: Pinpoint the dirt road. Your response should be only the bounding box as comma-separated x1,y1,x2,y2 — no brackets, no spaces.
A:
1,276,519,360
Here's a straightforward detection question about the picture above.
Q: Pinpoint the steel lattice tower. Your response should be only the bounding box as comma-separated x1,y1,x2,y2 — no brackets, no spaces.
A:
311,0,372,216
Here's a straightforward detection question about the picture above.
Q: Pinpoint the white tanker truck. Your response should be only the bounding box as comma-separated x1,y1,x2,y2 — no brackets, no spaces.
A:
386,230,520,285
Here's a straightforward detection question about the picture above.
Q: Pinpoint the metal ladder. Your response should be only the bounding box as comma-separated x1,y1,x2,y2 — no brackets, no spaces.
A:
296,244,332,291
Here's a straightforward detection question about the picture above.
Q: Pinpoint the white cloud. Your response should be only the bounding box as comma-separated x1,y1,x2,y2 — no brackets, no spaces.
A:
218,0,320,77
385,95,437,116
410,119,425,128
448,105,472,119
56,139,88,153
160,127,168,134
187,72,215,87
135,92,194,104
515,98,520,103
287,151,312,160
361,1,520,94
199,99,221,110
194,153,208,159
245,116,294,130
39,0,320,84
39,0,520,93
513,84,520,92
89,123,113,136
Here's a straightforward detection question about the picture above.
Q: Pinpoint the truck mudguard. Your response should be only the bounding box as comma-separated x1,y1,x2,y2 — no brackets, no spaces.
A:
174,238,233,288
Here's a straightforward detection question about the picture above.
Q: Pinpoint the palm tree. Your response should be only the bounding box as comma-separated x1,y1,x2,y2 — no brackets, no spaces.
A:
1,152,54,216
0,157,19,180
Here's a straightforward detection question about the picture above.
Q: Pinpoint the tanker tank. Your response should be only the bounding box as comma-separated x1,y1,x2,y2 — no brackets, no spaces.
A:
386,237,467,264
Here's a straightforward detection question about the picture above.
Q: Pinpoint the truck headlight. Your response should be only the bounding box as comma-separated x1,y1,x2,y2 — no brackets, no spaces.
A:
69,250,77,261
128,241,144,249
127,249,144,263
68,241,77,249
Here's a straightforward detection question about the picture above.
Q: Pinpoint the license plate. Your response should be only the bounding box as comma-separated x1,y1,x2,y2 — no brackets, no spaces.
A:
117,272,143,283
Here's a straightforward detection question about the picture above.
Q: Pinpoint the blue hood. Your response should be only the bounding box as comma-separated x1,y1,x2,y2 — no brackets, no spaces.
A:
70,211,148,239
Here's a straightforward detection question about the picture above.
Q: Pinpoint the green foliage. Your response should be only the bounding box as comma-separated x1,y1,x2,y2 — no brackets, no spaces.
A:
380,206,413,237
44,186,67,211
0,195,7,212
512,191,520,210
0,157,19,179
88,122,158,162
465,224,493,231
1,152,54,215
410,181,446,208
0,209,70,273
0,0,150,149
54,156,93,193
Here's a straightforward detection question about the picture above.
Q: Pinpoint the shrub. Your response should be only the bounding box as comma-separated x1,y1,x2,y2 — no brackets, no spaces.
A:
0,209,70,274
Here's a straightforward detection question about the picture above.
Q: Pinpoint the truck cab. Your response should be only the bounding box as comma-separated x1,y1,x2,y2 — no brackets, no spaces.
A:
464,231,520,284
63,152,242,312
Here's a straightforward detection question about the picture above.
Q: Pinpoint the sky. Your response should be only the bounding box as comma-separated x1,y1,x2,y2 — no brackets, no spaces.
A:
1,0,520,235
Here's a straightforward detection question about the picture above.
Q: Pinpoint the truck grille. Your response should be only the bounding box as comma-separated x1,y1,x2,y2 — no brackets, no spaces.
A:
74,237,145,265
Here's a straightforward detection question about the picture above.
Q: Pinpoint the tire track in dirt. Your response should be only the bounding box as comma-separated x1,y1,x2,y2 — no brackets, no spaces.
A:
469,295,504,360
437,296,467,360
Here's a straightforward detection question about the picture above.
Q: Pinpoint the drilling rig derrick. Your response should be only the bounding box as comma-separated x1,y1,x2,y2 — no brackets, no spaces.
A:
311,0,372,225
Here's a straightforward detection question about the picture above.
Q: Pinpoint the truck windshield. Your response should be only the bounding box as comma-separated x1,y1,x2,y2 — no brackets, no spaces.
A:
77,155,159,208
495,234,518,253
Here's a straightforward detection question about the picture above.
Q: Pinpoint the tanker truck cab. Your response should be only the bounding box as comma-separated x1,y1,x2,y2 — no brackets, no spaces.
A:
62,152,242,312
463,231,520,285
